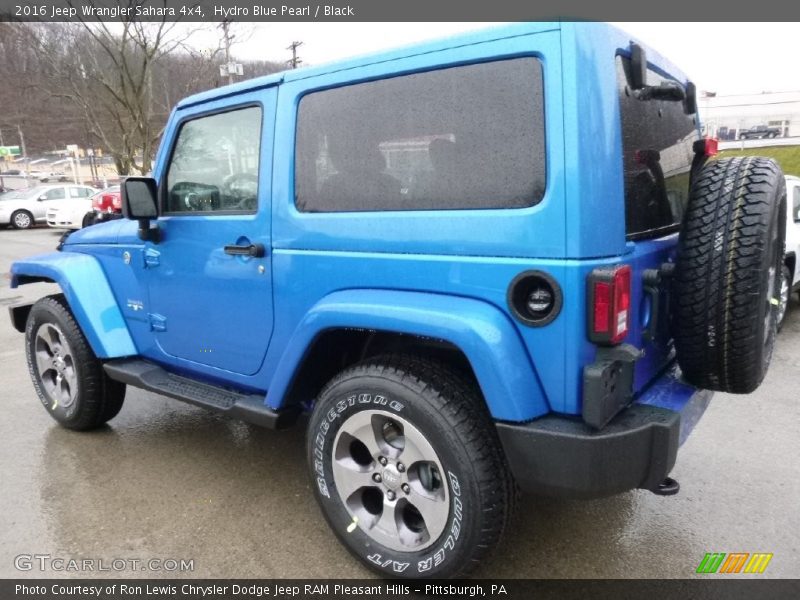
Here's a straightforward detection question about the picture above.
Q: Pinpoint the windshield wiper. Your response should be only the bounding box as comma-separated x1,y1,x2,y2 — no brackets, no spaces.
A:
634,81,686,102
628,42,697,113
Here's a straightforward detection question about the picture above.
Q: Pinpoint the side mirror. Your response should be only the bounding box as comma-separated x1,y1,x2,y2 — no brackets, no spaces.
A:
121,176,160,242
629,42,647,90
38,195,48,201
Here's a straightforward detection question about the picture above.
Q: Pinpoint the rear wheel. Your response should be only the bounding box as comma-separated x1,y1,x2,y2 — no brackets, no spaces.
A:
307,355,514,578
81,212,95,228
672,157,786,393
25,295,126,430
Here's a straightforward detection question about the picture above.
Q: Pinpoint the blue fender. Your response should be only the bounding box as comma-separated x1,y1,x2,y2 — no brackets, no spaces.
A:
267,289,550,421
11,252,137,358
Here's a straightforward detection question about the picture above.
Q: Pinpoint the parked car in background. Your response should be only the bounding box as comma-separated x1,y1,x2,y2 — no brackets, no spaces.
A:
90,185,122,224
779,175,800,329
39,172,71,183
0,184,96,229
46,193,96,230
739,125,782,140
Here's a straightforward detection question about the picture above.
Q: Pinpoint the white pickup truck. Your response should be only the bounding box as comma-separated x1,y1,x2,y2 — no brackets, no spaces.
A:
780,175,800,329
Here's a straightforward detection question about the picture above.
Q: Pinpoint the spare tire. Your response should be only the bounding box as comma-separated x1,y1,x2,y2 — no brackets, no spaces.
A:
672,156,785,393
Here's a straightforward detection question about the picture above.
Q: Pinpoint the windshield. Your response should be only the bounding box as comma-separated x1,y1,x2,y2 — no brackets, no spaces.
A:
0,186,49,200
90,185,120,199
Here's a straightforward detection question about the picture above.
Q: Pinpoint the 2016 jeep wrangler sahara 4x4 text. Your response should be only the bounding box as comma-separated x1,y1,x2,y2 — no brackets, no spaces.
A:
8,23,786,578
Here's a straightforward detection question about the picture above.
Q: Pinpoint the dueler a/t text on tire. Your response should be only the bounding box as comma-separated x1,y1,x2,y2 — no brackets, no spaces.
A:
673,157,786,393
307,355,514,578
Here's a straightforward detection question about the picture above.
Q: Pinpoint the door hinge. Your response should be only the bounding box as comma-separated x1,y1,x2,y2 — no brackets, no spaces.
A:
144,247,161,268
148,313,167,332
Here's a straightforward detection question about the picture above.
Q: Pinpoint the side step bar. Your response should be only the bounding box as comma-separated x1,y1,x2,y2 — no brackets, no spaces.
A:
104,358,299,429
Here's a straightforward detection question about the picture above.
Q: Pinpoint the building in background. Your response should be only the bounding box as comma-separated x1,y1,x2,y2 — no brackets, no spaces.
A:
700,91,800,141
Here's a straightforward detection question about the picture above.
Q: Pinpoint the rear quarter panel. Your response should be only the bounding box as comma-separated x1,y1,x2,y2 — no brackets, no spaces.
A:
266,26,571,419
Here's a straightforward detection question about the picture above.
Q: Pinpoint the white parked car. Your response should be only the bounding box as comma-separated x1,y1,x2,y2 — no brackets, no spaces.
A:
779,175,800,329
46,196,96,230
0,184,96,229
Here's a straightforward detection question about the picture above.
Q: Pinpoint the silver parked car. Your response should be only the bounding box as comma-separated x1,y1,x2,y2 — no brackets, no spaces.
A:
0,184,96,229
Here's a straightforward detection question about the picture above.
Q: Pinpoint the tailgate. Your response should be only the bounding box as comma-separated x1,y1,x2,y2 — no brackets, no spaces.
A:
615,53,699,394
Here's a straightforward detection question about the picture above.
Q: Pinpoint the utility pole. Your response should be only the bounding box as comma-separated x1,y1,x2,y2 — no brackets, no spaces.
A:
287,41,303,69
218,20,243,86
222,20,233,85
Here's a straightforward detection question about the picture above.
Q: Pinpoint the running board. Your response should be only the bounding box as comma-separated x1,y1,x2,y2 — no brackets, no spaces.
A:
103,359,299,429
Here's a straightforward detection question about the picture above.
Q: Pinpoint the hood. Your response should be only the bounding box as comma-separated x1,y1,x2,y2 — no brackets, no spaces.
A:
62,219,141,246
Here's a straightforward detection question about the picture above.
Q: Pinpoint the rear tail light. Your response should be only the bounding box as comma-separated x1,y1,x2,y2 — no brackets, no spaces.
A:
111,195,121,210
588,265,631,345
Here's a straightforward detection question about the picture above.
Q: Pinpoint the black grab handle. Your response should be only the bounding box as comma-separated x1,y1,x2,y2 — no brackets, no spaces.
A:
224,243,266,258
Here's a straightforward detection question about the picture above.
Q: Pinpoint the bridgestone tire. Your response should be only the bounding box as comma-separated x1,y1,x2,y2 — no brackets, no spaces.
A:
307,355,514,578
673,157,786,393
25,295,126,430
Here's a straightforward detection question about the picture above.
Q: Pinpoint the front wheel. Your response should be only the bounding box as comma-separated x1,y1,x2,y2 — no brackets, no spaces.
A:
25,295,126,430
307,355,514,578
11,210,33,229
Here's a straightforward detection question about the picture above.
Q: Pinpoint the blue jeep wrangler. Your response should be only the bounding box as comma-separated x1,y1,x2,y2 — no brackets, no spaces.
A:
9,23,786,578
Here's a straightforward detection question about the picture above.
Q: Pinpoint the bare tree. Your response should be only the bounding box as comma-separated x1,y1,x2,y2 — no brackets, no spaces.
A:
5,15,282,171
31,2,210,174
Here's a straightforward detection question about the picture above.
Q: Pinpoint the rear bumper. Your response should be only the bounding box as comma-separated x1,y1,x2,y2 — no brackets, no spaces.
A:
496,365,711,499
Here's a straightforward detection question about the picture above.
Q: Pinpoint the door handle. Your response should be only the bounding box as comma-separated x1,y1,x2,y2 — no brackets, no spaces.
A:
224,243,266,258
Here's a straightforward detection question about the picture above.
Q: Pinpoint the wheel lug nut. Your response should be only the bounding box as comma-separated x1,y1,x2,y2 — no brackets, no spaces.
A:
372,473,382,483
397,463,405,473
402,483,410,494
379,456,388,466
386,491,395,501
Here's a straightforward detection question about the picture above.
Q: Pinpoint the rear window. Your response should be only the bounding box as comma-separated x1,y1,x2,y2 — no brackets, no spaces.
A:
295,58,546,212
616,56,699,239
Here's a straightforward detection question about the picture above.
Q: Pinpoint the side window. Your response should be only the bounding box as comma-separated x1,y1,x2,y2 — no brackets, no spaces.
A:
166,106,262,213
69,187,91,198
794,186,800,223
295,58,546,212
45,188,66,200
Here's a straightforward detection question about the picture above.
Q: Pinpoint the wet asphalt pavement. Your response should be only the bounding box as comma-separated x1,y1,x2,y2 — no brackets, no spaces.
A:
1,227,798,579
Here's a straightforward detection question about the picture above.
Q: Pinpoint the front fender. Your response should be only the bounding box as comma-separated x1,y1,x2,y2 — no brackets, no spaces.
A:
268,290,550,422
11,252,137,358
